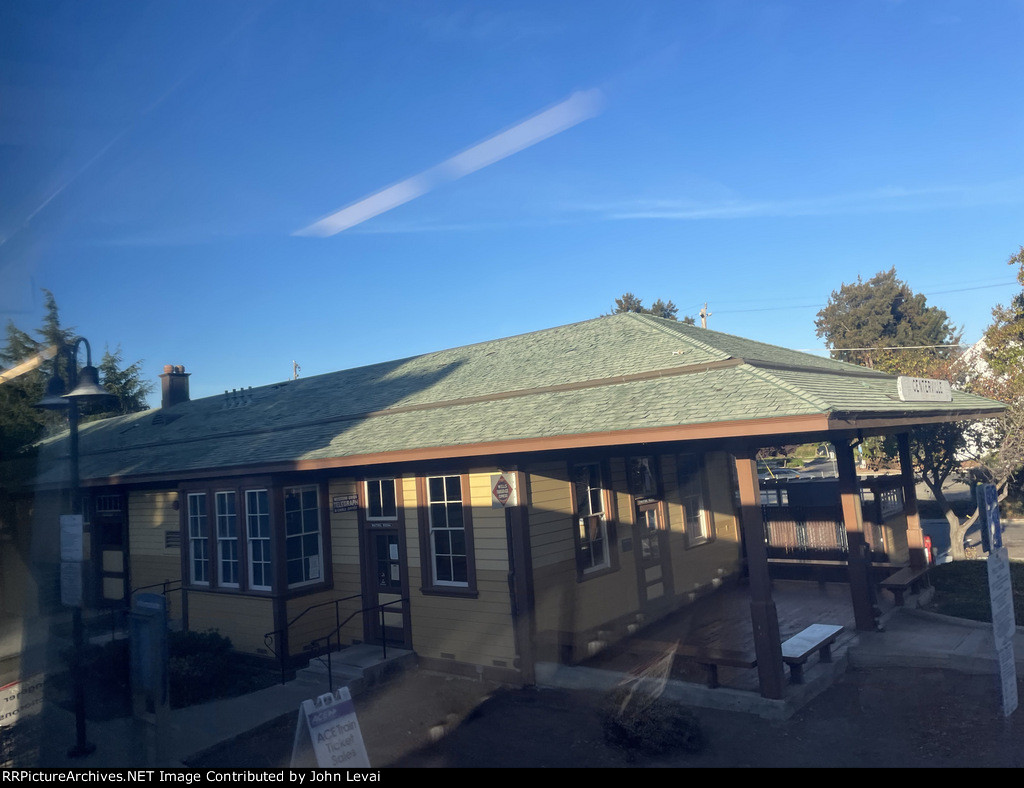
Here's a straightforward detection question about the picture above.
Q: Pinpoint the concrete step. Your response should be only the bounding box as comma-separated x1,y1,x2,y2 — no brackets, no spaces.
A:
295,643,416,697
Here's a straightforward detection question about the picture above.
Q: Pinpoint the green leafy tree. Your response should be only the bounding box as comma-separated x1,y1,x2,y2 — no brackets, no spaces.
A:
814,268,962,371
0,291,76,461
0,290,151,457
814,270,982,556
607,293,692,323
611,293,646,314
92,346,154,419
968,246,1024,523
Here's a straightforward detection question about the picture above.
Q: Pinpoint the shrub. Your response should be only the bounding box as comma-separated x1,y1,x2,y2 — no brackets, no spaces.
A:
168,630,235,708
601,687,703,758
928,560,1024,623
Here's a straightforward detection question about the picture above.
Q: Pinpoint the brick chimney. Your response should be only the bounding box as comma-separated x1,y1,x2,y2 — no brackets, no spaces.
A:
160,364,190,409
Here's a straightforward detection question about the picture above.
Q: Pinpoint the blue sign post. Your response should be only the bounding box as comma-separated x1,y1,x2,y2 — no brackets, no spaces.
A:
978,483,1003,553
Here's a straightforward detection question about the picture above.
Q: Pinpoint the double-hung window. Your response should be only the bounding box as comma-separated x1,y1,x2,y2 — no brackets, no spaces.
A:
677,453,714,546
285,485,322,586
215,491,240,588
246,489,271,590
187,493,209,585
427,476,467,586
573,463,610,573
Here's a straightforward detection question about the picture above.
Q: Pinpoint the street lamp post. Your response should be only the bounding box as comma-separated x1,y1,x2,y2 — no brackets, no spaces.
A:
36,336,115,759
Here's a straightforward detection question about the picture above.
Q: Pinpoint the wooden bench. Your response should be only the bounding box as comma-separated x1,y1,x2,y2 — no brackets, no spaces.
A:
781,624,844,684
880,565,930,606
673,643,758,688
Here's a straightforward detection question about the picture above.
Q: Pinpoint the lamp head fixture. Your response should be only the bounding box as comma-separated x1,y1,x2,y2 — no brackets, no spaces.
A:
63,364,115,406
35,373,69,411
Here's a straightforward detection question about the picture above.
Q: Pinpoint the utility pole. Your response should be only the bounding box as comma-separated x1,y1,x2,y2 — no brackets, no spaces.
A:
699,302,712,329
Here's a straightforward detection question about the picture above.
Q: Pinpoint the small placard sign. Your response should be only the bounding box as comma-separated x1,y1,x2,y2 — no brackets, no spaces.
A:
896,376,952,402
491,473,518,508
332,493,359,513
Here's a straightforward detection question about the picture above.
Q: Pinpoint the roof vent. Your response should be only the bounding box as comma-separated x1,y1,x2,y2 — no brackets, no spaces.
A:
222,387,254,409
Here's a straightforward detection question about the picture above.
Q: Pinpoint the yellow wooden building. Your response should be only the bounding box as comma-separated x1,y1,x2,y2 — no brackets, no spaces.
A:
31,313,1004,694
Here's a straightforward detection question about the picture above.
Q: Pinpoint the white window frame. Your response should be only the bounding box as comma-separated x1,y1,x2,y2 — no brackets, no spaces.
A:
215,491,240,588
246,488,272,591
574,462,610,573
187,492,209,585
426,475,468,587
284,485,323,587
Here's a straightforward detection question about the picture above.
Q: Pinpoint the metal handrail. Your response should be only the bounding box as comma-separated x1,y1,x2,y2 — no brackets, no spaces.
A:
263,595,407,685
306,598,409,692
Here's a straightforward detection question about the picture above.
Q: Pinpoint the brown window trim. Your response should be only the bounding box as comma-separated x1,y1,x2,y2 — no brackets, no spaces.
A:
416,473,478,598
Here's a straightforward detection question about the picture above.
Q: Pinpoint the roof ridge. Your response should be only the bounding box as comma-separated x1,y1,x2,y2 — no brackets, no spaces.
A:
627,313,734,362
740,364,835,413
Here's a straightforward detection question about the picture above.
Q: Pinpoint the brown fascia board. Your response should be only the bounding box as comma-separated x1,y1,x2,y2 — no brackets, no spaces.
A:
80,412,835,487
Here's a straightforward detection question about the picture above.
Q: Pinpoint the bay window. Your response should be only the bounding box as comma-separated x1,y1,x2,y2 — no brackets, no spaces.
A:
181,480,327,594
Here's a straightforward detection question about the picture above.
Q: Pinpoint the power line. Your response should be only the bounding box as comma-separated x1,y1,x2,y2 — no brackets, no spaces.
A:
794,345,970,354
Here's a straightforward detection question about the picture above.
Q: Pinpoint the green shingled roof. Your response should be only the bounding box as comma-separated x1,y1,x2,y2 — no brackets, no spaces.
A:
36,313,1005,483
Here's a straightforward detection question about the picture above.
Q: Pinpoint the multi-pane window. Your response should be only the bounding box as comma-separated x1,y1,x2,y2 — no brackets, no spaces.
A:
366,479,397,520
215,491,239,587
285,486,322,586
187,493,209,584
678,453,713,545
427,476,467,586
246,489,271,590
574,463,609,572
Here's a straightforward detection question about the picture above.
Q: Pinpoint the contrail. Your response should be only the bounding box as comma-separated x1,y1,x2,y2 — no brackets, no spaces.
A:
294,88,604,237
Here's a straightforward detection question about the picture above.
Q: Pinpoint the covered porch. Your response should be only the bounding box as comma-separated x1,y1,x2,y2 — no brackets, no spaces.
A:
567,574,882,716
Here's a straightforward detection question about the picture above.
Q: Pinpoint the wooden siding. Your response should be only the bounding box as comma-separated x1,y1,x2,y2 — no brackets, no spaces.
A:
126,491,182,601
527,452,743,664
285,589,347,655
526,462,575,570
404,469,515,669
188,592,274,656
328,478,360,566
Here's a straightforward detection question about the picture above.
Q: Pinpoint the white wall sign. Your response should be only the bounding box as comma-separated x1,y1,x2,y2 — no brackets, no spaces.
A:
896,376,952,402
292,687,370,768
60,514,84,561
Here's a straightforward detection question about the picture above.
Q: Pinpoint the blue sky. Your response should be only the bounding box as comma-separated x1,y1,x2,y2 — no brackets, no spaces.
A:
2,1,1023,406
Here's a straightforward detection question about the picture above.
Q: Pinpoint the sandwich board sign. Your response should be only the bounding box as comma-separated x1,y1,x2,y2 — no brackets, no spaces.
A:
292,687,370,768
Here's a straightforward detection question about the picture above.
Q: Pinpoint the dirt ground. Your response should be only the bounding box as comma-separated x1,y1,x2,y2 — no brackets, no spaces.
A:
187,665,1024,769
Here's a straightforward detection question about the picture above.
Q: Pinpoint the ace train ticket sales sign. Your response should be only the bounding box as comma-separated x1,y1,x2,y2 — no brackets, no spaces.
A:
292,687,370,768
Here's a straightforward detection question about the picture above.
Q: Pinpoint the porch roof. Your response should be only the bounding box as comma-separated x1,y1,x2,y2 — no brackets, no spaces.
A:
37,313,1005,485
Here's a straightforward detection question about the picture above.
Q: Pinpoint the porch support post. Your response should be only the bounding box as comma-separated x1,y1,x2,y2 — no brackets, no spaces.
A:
835,441,879,631
897,433,927,569
733,452,786,700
